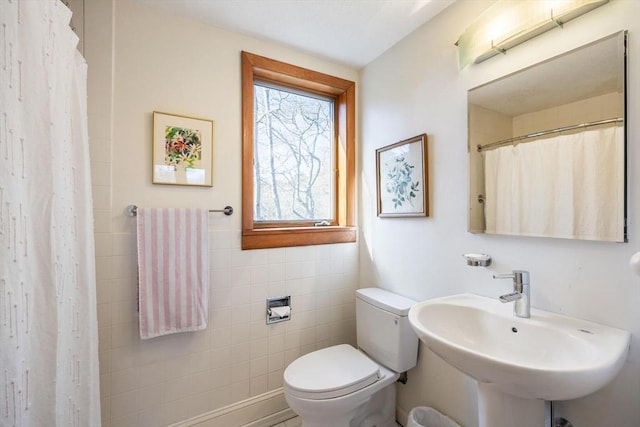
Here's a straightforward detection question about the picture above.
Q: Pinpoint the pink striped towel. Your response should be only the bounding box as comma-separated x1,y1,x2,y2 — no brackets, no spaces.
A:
136,208,209,339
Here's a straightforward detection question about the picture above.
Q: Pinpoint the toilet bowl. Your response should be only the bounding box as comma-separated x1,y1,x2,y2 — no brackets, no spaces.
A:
283,288,419,427
284,344,398,427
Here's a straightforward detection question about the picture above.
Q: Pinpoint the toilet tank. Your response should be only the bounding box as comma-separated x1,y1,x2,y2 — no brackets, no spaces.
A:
356,287,419,373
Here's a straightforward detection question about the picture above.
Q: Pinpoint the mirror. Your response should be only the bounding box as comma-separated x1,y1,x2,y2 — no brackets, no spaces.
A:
468,31,627,242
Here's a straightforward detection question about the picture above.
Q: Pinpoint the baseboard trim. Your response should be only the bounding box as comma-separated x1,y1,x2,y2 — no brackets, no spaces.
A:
241,408,297,427
169,388,293,427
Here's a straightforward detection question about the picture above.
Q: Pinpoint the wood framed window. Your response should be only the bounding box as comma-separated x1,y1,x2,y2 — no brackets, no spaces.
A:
241,51,356,250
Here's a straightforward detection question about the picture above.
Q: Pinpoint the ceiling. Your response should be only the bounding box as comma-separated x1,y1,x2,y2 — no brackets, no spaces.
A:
135,0,457,69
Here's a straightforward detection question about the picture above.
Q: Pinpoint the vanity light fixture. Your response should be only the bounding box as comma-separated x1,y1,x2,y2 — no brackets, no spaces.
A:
456,0,609,69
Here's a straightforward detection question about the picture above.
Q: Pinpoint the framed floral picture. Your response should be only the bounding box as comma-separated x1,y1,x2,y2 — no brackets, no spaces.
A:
376,134,429,217
152,111,214,186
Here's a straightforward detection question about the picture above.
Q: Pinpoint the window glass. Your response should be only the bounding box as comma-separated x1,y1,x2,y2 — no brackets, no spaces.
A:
253,82,335,222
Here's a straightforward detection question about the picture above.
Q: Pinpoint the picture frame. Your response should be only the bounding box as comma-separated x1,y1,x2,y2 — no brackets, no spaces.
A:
152,111,214,186
376,134,429,217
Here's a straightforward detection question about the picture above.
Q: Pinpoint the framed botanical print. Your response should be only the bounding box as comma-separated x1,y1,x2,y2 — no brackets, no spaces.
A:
376,134,429,217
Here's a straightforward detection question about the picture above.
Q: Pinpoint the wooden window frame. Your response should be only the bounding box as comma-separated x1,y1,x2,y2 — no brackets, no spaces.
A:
241,51,356,250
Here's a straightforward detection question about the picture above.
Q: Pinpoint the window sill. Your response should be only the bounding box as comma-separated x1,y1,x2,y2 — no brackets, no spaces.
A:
242,226,357,250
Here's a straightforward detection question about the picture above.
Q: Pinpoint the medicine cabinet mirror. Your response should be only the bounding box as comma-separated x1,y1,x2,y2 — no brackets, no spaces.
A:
468,31,627,242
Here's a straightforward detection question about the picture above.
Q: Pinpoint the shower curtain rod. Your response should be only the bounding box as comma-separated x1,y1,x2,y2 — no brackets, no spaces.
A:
126,205,234,216
476,117,623,152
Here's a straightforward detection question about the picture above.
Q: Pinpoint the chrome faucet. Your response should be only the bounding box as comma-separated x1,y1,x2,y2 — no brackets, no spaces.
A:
493,270,530,318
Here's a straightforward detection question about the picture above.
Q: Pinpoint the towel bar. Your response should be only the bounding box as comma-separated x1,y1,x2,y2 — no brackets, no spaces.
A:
126,205,233,217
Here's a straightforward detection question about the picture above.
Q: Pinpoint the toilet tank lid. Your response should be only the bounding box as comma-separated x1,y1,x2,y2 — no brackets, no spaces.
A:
356,287,417,316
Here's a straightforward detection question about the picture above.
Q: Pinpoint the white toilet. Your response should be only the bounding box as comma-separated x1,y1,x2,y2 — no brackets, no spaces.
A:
283,287,419,427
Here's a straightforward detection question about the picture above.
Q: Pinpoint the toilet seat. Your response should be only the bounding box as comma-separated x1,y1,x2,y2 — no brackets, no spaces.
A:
284,344,381,400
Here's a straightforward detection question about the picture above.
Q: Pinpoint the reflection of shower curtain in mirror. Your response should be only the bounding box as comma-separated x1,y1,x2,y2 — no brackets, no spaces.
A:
0,0,101,425
483,124,624,241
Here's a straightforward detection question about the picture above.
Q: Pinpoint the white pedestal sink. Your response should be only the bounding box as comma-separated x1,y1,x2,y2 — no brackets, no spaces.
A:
408,294,630,427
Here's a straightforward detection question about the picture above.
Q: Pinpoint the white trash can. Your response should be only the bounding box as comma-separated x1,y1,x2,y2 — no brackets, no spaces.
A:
406,406,461,427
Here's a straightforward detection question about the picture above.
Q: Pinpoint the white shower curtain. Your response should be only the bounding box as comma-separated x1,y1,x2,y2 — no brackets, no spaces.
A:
0,1,100,426
484,124,624,241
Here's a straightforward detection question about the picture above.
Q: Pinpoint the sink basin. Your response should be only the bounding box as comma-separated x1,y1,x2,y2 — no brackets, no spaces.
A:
408,293,630,401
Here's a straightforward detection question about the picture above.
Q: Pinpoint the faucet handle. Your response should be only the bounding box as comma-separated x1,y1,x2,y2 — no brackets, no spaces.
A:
494,270,529,283
493,273,515,280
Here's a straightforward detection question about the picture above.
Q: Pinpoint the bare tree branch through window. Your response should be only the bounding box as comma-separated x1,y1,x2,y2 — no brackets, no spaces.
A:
254,83,334,222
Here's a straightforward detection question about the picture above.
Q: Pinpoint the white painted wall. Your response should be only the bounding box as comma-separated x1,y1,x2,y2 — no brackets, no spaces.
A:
359,0,640,426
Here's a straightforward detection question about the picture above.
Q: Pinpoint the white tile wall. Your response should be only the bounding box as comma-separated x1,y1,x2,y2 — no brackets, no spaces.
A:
97,230,359,426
